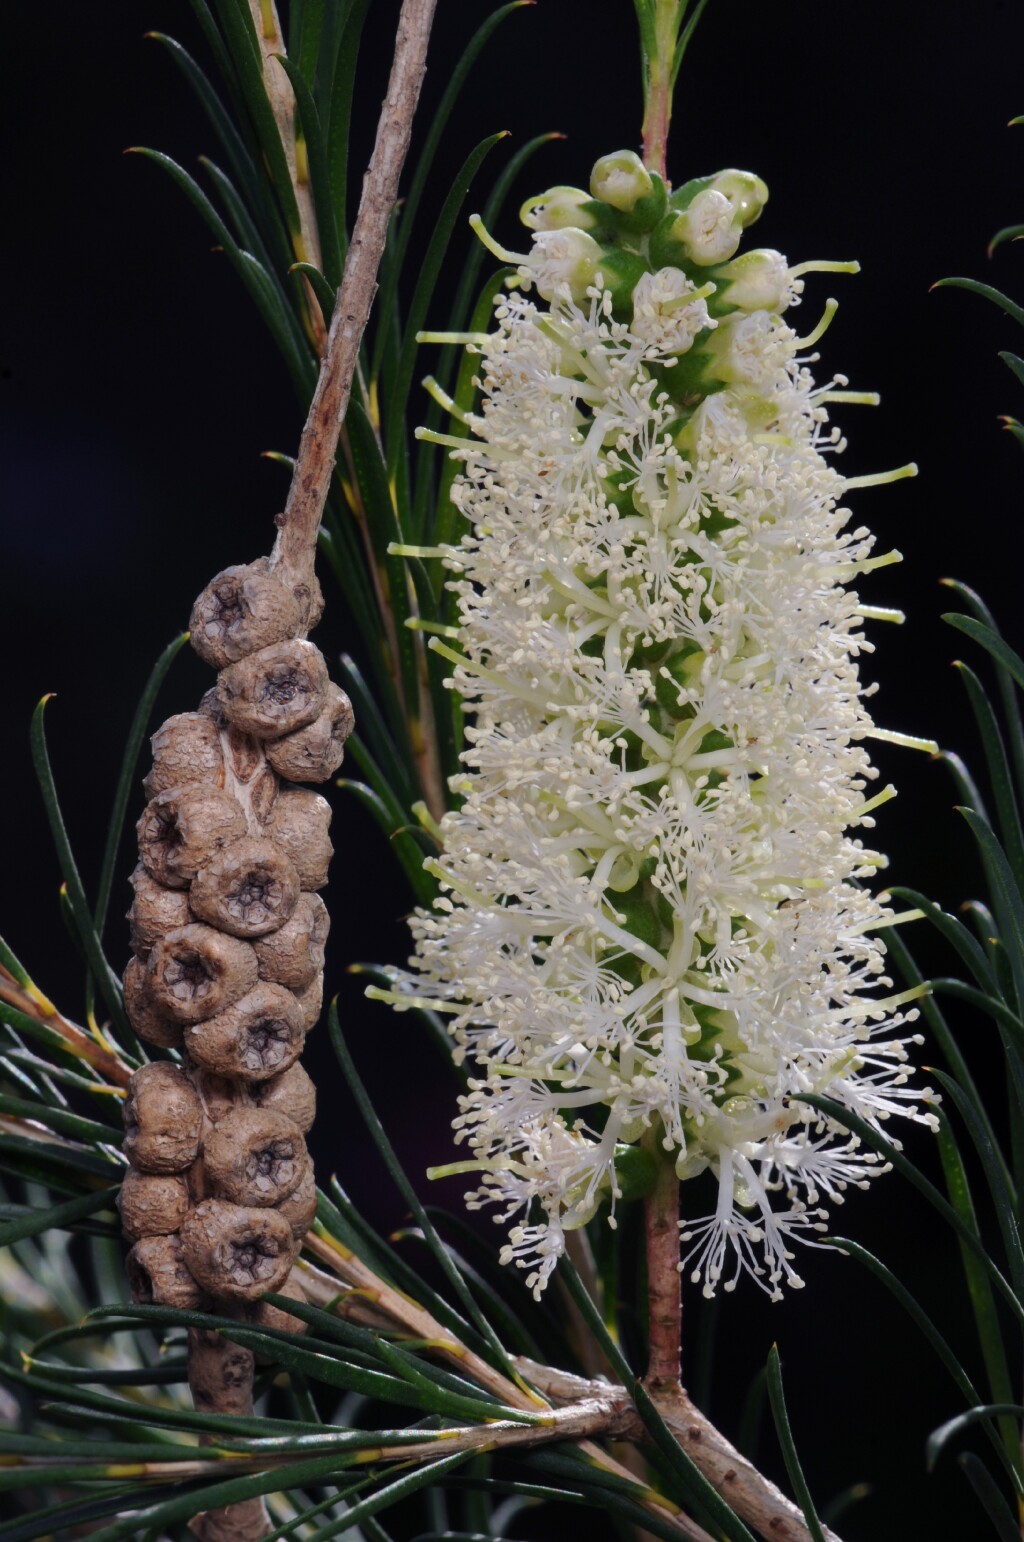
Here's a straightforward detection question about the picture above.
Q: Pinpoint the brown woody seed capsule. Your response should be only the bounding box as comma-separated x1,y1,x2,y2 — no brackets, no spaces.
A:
293,971,324,1032
126,1234,205,1309
266,788,333,889
295,570,324,634
250,1272,308,1337
123,1062,202,1174
118,1169,191,1240
255,1062,316,1133
146,924,259,1024
250,764,279,824
276,1165,318,1240
142,712,225,799
197,687,226,726
123,956,184,1049
190,1067,239,1126
189,836,300,939
253,891,329,991
216,639,329,740
184,981,305,1081
190,559,303,670
137,786,247,891
180,1200,295,1300
202,1107,311,1207
127,865,192,958
265,682,354,783
225,725,262,784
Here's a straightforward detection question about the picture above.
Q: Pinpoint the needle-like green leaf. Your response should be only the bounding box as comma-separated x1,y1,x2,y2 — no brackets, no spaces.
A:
29,698,128,1038
928,1405,1024,1471
765,1346,826,1542
957,1452,1022,1541
934,276,1024,330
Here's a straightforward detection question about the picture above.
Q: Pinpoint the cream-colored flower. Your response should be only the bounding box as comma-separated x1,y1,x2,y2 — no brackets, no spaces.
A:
387,158,934,1303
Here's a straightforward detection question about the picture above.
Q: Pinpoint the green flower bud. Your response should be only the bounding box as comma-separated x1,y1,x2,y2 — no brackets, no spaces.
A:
519,185,596,232
711,248,791,313
522,227,604,302
651,191,741,270
590,149,653,212
667,173,716,213
710,169,769,228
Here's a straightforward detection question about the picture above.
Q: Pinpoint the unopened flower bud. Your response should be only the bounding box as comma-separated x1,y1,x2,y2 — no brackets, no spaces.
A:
669,189,742,266
710,168,769,227
189,836,300,939
180,1200,295,1300
590,150,652,212
123,956,184,1049
713,248,791,312
252,892,329,991
127,866,193,958
201,1107,310,1207
123,1062,202,1174
143,713,225,799
184,981,305,1081
216,639,329,740
137,786,247,891
266,789,333,890
265,683,354,783
255,1062,316,1133
146,923,259,1024
522,228,603,303
519,185,595,231
126,1234,205,1309
118,1169,191,1240
190,559,303,670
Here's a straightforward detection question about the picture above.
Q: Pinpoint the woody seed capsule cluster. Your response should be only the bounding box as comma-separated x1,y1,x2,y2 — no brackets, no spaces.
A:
120,554,350,1486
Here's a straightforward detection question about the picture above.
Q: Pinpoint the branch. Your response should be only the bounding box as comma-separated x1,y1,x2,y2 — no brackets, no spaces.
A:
0,969,131,1089
269,0,438,600
518,1359,843,1542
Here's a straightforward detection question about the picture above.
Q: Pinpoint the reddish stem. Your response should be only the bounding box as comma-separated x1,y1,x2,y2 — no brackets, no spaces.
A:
643,1147,682,1392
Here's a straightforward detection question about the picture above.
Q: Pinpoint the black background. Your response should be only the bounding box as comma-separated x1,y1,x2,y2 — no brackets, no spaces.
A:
4,2,1024,1537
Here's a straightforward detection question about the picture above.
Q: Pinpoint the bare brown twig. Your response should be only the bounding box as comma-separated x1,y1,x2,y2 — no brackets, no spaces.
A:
268,0,438,601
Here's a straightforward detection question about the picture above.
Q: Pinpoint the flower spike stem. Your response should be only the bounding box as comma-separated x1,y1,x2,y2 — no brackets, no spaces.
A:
635,0,690,177
644,1144,683,1392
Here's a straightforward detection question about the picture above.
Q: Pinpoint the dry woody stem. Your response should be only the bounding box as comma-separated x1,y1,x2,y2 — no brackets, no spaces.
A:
269,0,438,600
117,4,439,1539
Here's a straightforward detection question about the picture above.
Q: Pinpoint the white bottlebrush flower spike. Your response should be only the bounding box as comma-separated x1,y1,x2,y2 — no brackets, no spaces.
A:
387,158,937,1302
